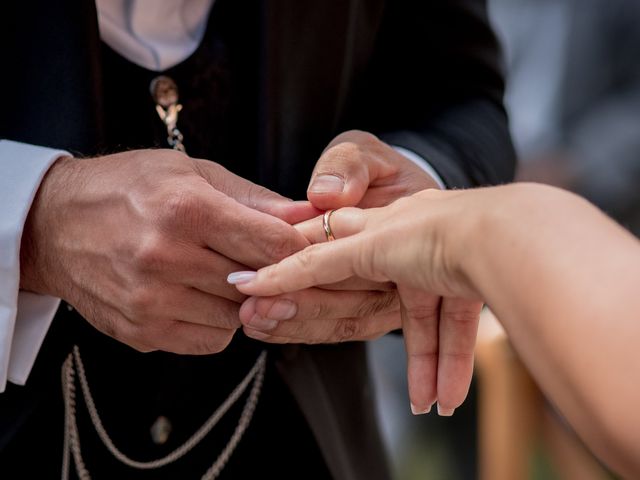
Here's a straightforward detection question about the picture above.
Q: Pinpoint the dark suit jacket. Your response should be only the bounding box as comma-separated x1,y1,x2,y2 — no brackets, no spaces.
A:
1,1,515,478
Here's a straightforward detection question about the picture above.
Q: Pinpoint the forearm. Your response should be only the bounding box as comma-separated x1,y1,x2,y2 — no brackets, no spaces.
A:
464,184,640,475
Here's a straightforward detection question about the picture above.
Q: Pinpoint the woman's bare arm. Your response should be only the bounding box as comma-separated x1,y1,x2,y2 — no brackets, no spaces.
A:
231,183,640,476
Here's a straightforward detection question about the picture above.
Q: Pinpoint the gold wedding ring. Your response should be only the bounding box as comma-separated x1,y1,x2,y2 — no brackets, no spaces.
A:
323,210,336,241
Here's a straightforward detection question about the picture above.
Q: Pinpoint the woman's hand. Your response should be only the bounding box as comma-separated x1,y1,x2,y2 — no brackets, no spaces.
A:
231,184,640,476
229,189,484,415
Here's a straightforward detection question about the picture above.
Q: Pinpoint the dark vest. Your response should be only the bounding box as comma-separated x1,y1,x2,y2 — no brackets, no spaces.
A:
0,2,331,478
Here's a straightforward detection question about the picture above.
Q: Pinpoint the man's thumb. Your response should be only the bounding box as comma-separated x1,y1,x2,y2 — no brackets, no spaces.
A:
307,145,371,210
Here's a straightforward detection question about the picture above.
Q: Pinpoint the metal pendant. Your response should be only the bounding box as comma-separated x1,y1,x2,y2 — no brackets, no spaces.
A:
150,75,186,153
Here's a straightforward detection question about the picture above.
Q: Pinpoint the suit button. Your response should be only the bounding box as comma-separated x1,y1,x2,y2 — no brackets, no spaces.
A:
150,416,172,445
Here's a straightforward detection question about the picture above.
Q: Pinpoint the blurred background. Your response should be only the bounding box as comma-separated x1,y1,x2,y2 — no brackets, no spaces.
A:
369,0,640,478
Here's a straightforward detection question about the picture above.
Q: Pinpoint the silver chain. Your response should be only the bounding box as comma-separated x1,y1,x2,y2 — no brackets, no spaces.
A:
61,346,267,480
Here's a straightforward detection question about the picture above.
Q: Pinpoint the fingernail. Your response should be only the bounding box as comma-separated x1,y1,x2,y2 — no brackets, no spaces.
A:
266,300,298,321
244,328,271,341
308,174,345,194
227,271,257,285
247,314,279,331
411,403,432,415
437,403,455,417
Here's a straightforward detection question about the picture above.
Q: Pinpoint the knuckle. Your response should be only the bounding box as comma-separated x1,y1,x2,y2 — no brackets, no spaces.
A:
133,234,167,272
243,182,272,210
324,131,380,161
441,351,475,361
407,305,440,323
292,247,321,283
244,182,260,209
295,247,314,268
262,264,283,286
354,291,399,319
332,318,361,342
325,142,360,165
308,298,332,321
159,190,203,230
262,228,300,262
195,330,234,354
445,308,480,324
216,309,242,330
328,130,375,149
126,286,156,319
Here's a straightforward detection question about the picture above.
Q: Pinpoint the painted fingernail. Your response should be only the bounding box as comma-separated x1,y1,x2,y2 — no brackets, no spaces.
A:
411,403,432,415
266,300,298,321
247,314,279,331
227,271,257,285
437,403,455,417
308,174,345,193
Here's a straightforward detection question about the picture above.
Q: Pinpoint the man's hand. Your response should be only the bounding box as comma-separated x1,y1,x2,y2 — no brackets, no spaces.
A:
238,130,440,344
307,130,441,209
20,149,315,354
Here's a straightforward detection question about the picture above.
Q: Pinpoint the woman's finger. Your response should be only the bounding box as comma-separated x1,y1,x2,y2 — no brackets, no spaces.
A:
293,207,393,292
294,207,369,244
435,297,483,416
400,286,441,415
229,233,374,296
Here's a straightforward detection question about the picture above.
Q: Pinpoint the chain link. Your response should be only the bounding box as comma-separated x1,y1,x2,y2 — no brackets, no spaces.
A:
61,346,266,479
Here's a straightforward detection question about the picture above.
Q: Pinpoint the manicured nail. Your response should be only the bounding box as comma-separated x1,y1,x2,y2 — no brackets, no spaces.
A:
308,174,345,194
227,271,257,285
437,403,455,417
266,300,298,321
411,403,432,415
247,314,279,331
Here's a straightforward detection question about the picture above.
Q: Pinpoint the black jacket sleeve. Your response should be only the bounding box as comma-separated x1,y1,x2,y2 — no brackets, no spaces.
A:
354,0,517,188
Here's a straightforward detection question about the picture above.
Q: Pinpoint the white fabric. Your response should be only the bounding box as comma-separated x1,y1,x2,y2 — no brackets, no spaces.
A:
0,141,67,392
1,3,445,391
96,0,216,71
11,292,61,386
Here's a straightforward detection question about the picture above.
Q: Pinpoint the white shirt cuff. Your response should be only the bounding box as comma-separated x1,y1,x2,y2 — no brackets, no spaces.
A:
0,140,68,392
10,293,61,385
392,145,446,190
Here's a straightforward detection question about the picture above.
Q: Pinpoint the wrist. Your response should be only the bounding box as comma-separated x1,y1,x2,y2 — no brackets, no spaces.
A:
20,155,77,295
446,189,501,300
456,184,551,301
